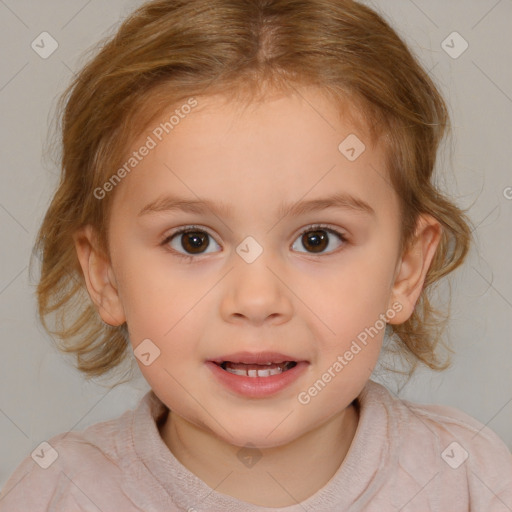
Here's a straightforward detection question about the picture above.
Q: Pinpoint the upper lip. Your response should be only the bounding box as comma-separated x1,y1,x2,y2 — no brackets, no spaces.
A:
209,351,304,365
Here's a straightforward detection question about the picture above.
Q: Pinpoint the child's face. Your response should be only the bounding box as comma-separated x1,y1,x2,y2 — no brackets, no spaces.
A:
86,87,426,447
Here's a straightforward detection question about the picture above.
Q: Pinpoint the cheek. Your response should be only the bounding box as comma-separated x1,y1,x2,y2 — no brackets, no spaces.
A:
304,261,395,388
116,265,217,381
307,256,395,340
112,248,202,337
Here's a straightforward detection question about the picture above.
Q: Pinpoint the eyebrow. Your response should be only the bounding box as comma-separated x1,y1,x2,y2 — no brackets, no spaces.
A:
138,192,376,219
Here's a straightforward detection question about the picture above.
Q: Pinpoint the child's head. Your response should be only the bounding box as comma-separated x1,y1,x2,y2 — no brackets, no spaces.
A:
34,0,472,444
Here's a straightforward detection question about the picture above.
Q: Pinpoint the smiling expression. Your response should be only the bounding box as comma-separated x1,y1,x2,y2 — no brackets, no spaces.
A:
82,86,419,448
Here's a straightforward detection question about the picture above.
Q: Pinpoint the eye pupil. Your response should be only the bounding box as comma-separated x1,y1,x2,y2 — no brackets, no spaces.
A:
302,230,328,253
182,232,209,253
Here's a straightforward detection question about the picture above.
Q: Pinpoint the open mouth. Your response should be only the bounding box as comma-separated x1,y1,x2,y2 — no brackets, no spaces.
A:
215,361,298,377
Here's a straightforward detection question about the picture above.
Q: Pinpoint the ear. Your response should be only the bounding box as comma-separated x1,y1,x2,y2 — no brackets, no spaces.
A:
73,225,126,326
387,214,442,324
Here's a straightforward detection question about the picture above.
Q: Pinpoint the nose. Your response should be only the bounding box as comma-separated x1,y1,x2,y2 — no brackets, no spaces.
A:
220,251,294,326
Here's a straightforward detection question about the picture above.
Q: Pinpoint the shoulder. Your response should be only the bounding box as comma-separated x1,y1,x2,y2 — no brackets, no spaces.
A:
0,394,148,512
365,379,512,460
398,389,511,469
364,380,512,506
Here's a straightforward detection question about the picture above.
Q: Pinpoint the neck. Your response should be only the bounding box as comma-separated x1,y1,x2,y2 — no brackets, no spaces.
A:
159,401,359,507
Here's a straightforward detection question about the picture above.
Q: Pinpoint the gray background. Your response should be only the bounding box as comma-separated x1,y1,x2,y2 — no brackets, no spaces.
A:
1,0,511,490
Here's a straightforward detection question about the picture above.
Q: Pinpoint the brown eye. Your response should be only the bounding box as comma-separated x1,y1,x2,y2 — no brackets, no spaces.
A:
301,230,328,253
292,226,346,255
164,226,221,257
180,231,209,254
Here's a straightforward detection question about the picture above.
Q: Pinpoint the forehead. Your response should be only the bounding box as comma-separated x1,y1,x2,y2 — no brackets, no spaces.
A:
110,87,397,221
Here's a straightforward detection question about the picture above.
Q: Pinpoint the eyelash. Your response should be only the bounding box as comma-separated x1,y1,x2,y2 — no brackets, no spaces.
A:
160,223,348,262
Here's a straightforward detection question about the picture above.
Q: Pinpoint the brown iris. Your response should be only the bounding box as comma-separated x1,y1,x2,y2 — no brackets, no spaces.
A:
181,231,209,254
301,229,328,253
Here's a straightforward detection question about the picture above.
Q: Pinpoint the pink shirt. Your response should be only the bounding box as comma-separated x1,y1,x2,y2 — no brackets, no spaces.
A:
1,379,511,511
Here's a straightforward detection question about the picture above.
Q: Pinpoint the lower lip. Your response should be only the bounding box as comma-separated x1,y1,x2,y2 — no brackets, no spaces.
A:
205,361,309,398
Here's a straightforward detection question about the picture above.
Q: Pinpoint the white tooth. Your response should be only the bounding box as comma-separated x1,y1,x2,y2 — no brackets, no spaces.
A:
225,365,288,377
226,367,248,376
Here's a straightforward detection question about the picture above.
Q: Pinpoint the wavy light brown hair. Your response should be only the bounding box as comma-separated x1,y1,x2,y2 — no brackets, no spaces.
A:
33,0,473,383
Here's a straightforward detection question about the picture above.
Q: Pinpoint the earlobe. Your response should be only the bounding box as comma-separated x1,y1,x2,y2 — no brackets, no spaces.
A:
387,214,442,324
73,225,126,326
